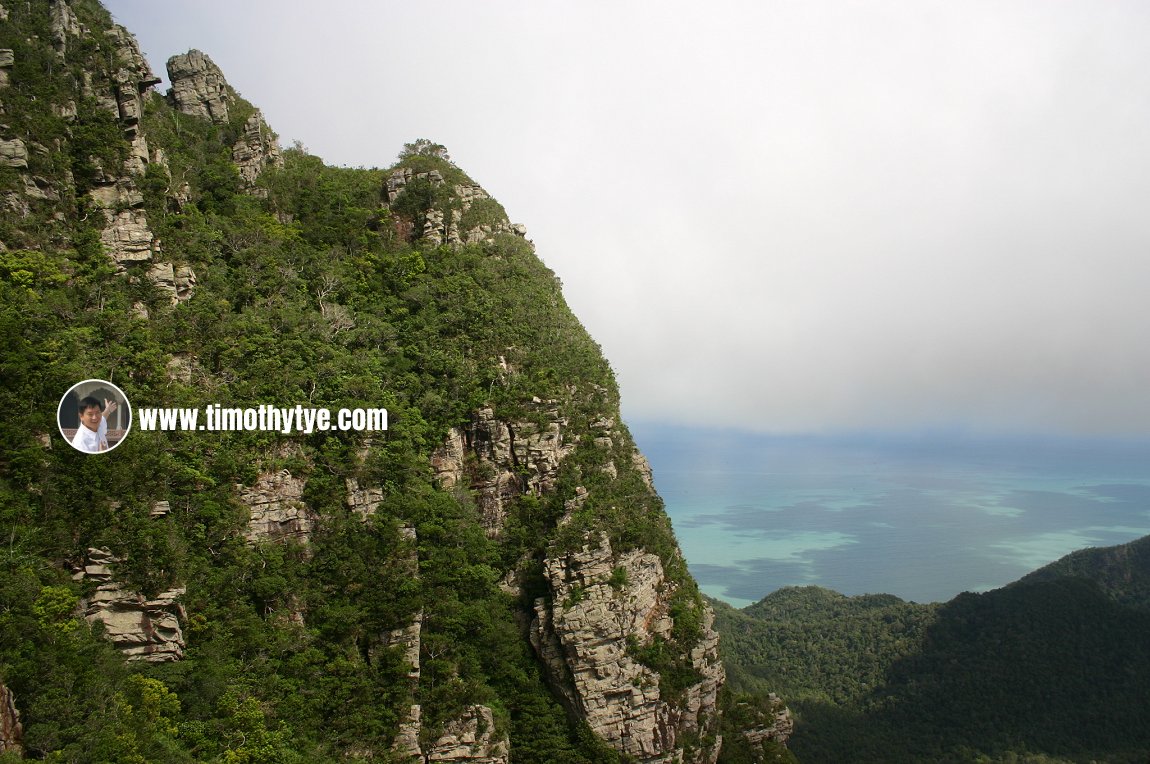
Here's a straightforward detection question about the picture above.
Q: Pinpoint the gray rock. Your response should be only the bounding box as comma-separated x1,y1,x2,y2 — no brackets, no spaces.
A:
50,0,84,56
430,402,576,536
78,548,186,662
238,469,314,544
84,583,187,662
345,477,383,519
531,534,724,764
148,261,197,303
0,138,26,169
740,694,794,749
232,110,283,191
423,705,509,764
166,50,232,123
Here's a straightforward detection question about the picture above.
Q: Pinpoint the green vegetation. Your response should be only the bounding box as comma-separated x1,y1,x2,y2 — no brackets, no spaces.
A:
0,2,698,761
713,542,1150,763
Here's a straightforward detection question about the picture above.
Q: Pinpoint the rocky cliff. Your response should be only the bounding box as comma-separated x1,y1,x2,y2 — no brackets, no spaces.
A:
0,3,773,762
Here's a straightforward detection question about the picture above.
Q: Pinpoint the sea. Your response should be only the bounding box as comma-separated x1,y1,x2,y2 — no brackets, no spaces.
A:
630,423,1150,607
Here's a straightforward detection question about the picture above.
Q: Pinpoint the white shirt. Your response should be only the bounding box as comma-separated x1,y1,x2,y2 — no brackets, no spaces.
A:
71,416,108,453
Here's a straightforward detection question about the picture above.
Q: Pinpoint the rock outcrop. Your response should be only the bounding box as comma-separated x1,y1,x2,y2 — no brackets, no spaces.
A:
431,403,576,535
147,261,197,303
166,50,282,189
238,469,313,544
166,49,231,122
739,694,794,751
531,535,724,764
79,547,187,662
345,477,383,520
232,110,282,192
74,22,163,267
422,705,509,764
0,680,22,756
385,168,529,248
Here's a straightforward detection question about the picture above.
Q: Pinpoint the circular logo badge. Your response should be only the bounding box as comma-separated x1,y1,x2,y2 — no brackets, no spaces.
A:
58,379,132,454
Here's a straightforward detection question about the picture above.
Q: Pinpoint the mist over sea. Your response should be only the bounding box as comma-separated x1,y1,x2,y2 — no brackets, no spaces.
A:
631,423,1150,607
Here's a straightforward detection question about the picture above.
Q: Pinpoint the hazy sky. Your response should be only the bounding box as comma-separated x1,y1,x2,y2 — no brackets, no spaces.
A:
105,1,1150,436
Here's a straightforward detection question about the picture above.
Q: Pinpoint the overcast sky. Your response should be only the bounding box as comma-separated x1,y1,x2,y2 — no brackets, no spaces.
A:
105,1,1150,437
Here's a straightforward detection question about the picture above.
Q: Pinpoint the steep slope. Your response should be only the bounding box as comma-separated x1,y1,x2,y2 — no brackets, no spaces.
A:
714,537,1150,763
1015,533,1150,611
0,2,730,762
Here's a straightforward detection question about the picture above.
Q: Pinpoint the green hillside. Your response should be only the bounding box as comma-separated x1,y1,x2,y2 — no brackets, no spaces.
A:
0,2,724,762
713,537,1150,763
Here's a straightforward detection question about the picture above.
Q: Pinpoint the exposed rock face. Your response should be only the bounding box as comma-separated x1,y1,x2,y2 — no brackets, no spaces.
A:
166,49,231,122
80,548,187,662
345,477,383,520
147,261,197,303
392,704,423,761
50,0,84,56
238,469,314,544
431,403,576,535
75,24,162,267
0,138,26,168
385,168,530,248
740,694,794,750
0,680,22,756
531,535,724,764
423,705,509,764
232,110,283,191
166,50,282,189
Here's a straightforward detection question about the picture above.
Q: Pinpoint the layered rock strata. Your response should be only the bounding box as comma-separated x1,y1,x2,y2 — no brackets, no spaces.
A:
423,705,509,764
79,547,187,662
740,694,794,750
430,403,575,535
238,469,313,544
385,168,529,247
531,535,724,764
166,49,282,190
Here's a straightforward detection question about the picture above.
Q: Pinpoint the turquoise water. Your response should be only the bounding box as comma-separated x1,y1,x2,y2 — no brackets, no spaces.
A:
630,424,1150,606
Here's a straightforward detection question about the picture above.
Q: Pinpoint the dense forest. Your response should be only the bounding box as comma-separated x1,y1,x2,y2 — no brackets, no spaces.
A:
713,535,1150,763
0,2,740,762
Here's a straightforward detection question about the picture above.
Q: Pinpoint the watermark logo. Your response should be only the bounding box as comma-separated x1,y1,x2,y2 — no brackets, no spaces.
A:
136,404,388,434
58,379,132,454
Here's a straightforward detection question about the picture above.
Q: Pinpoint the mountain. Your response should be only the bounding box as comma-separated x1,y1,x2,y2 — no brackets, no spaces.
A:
1015,533,1150,611
0,2,752,761
713,535,1150,763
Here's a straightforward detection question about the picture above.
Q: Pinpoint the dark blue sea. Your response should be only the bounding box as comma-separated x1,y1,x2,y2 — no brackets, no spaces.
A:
630,423,1150,606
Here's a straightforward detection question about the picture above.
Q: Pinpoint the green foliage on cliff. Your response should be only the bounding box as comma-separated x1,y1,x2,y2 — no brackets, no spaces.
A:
0,2,704,762
713,544,1150,763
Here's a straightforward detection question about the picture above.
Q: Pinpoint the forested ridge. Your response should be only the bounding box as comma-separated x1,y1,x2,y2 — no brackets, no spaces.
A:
712,535,1150,763
0,2,729,762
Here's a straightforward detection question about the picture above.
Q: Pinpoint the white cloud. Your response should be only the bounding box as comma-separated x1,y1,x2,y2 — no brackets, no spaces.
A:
107,0,1150,435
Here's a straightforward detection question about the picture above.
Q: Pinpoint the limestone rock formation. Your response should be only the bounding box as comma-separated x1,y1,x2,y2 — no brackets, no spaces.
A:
531,534,724,764
50,0,84,56
147,261,197,303
385,167,530,248
392,704,423,761
166,49,231,122
739,694,794,751
422,705,509,764
80,548,187,662
238,469,313,544
345,477,383,520
166,50,282,190
75,23,162,267
232,110,283,191
0,138,26,168
0,680,22,756
431,403,576,535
